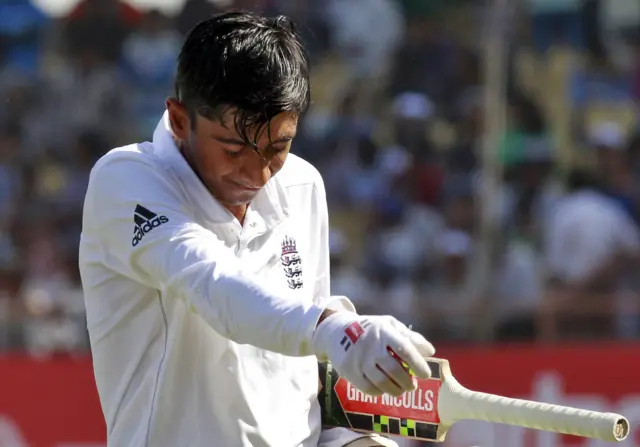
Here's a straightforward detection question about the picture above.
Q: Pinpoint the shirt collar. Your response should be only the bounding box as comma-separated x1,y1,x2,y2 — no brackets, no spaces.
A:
151,111,289,230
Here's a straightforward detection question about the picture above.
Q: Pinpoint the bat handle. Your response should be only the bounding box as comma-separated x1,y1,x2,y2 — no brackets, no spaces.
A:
438,376,630,443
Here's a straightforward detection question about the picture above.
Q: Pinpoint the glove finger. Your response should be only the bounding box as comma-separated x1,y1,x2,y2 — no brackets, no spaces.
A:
385,333,432,380
363,361,405,396
349,372,384,397
376,351,416,392
386,318,436,360
407,330,436,359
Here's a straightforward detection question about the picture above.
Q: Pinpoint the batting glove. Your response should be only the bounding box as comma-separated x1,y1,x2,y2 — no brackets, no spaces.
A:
312,311,435,397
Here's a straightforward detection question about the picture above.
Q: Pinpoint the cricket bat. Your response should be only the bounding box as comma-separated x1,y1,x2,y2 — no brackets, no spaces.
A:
318,359,630,443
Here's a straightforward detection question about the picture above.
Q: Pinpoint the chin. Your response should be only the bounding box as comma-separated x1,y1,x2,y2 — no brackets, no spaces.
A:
207,183,256,206
224,190,259,206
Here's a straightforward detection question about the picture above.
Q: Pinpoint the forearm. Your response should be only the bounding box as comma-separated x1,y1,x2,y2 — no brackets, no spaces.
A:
183,265,325,356
134,228,326,357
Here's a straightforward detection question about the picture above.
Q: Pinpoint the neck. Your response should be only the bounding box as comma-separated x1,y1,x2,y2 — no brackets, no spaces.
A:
227,204,248,225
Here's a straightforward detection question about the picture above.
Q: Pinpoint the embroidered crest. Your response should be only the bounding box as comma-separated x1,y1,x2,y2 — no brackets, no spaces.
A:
281,235,303,289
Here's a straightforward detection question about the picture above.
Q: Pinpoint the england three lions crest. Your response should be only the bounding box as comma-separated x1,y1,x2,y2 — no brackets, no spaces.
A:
281,236,303,289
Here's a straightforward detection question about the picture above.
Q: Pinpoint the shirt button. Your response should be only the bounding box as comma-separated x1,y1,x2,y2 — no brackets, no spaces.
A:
250,222,257,227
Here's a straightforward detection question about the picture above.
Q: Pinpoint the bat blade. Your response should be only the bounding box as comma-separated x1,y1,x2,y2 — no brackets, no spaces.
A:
318,360,451,442
318,358,630,443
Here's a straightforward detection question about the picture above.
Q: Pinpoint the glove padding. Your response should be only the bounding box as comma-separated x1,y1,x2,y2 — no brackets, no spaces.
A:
312,312,435,396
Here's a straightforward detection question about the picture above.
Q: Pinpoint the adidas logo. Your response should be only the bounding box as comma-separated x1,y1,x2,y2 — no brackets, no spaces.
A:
132,204,169,247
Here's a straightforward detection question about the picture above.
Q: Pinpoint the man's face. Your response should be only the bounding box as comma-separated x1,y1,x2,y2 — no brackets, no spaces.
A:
167,99,297,207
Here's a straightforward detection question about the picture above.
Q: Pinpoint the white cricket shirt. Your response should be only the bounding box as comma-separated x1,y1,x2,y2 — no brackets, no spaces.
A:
78,112,370,447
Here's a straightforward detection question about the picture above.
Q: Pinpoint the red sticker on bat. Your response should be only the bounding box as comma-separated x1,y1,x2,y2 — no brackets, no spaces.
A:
334,376,441,424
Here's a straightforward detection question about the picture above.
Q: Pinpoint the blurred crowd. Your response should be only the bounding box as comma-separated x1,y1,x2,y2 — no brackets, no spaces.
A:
1,0,640,357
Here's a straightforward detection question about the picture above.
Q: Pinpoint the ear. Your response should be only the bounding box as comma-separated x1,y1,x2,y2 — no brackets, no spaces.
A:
166,98,191,141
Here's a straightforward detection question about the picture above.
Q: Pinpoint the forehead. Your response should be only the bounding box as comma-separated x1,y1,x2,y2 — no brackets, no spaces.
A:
196,108,298,141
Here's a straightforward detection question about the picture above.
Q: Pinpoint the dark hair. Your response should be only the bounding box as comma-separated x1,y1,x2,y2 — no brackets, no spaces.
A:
175,11,311,146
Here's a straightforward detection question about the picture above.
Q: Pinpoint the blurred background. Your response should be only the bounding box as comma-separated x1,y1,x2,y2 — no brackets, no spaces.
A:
1,0,640,446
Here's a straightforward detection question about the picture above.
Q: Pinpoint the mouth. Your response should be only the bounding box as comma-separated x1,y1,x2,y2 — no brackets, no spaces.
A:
233,182,261,192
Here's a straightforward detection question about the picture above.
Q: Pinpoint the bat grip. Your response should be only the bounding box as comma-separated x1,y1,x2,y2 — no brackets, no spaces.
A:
438,376,630,443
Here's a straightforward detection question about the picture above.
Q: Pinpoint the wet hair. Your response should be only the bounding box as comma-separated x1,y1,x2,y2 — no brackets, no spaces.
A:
175,11,311,147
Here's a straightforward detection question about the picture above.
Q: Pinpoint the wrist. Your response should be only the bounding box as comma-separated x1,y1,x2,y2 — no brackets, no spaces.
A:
316,308,338,329
311,310,358,362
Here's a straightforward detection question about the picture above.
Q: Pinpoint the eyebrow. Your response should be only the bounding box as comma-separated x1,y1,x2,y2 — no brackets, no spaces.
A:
212,135,295,146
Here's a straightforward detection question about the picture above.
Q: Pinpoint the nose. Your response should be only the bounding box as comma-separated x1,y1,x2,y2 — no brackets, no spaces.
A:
242,149,273,188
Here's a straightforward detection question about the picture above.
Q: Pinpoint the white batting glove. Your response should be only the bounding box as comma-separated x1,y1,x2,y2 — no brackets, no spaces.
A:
312,311,435,397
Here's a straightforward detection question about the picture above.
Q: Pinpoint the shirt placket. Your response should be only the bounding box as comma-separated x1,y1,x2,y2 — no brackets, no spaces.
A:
237,208,267,256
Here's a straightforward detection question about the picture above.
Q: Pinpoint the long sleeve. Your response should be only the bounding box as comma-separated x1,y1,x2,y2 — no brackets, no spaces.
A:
82,153,325,357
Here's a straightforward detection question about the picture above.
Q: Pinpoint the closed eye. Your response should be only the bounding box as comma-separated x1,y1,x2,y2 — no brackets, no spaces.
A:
225,149,244,158
266,143,290,155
